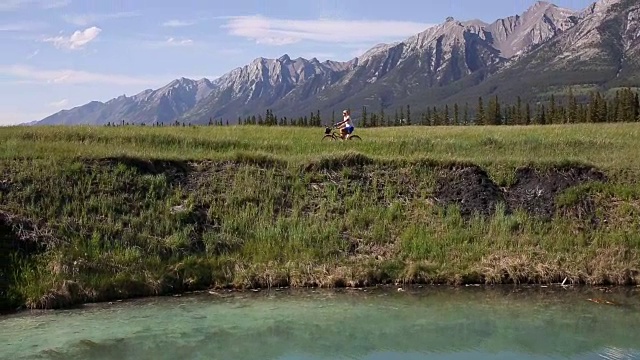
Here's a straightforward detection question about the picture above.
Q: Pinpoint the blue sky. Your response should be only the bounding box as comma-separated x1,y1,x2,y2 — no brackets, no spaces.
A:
0,0,594,125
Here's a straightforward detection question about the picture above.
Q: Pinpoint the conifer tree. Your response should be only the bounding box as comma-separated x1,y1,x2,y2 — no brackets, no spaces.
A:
371,113,378,127
444,105,450,125
597,93,607,123
495,96,501,125
432,106,439,126
486,96,501,125
619,88,635,122
549,94,557,124
503,105,512,126
463,103,469,125
362,106,368,128
453,103,459,125
515,96,522,125
477,96,485,125
567,87,577,123
634,92,640,121
587,92,597,123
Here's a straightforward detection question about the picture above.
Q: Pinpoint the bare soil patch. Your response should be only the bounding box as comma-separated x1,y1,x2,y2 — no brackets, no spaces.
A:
434,165,607,220
433,165,506,218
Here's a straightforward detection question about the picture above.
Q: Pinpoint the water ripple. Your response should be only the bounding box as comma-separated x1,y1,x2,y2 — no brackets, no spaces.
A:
599,346,640,360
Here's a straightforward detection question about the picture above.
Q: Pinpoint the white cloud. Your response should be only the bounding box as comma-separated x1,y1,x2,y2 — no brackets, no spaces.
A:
41,0,70,9
222,15,434,45
62,11,138,26
0,21,47,32
26,49,39,59
162,19,195,27
0,64,156,86
48,99,69,108
144,37,196,48
0,0,70,11
166,37,194,46
43,26,101,50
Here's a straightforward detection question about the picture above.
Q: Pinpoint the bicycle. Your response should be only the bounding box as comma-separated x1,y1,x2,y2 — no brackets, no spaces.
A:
321,126,362,141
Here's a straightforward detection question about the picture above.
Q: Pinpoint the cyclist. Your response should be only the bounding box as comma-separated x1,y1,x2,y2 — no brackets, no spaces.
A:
334,109,355,140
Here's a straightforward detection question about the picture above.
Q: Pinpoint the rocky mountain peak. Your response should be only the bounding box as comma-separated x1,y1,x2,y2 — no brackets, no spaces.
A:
196,78,213,86
462,19,490,27
530,1,553,10
581,0,623,18
278,54,291,62
166,77,194,88
487,0,579,58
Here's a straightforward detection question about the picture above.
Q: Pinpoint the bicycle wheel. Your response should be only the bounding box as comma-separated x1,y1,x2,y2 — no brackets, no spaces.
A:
322,135,337,141
348,135,362,141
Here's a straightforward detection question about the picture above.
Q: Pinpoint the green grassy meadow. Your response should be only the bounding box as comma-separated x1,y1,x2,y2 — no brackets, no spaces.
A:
1,123,639,310
2,123,639,169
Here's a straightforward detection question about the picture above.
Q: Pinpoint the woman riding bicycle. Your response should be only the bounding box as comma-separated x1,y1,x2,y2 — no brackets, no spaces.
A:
334,109,355,140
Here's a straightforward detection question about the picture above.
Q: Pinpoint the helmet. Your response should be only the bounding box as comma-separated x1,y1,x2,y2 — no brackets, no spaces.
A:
343,109,349,115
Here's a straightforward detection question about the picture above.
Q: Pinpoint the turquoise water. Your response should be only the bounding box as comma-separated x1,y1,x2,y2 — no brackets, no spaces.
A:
1,287,639,360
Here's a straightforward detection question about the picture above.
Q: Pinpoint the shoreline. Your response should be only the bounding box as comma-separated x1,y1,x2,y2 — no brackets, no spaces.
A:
3,282,639,317
4,263,640,313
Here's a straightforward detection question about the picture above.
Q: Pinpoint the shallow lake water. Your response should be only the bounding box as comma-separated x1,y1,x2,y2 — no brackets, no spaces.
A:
1,286,639,360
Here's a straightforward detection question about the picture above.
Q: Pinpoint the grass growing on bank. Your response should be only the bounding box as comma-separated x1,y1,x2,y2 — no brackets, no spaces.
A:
1,123,640,310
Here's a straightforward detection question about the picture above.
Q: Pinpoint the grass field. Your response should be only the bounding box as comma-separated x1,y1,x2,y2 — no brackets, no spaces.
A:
1,123,639,310
1,123,639,168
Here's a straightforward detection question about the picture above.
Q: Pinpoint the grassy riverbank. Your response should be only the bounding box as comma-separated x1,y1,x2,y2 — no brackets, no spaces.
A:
1,123,640,310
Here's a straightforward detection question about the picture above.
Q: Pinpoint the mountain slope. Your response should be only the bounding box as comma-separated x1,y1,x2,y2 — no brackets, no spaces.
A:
282,19,503,118
487,1,580,58
178,55,356,124
37,78,216,126
438,0,640,107
33,0,637,126
268,2,580,121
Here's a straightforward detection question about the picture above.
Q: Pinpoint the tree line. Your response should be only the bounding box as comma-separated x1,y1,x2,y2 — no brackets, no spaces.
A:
105,88,640,127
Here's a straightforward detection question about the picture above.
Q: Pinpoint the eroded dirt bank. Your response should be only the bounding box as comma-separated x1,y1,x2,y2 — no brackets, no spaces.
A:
433,164,607,220
1,156,638,310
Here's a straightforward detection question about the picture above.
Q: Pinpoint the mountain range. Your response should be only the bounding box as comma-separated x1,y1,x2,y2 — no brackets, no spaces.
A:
35,0,640,126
